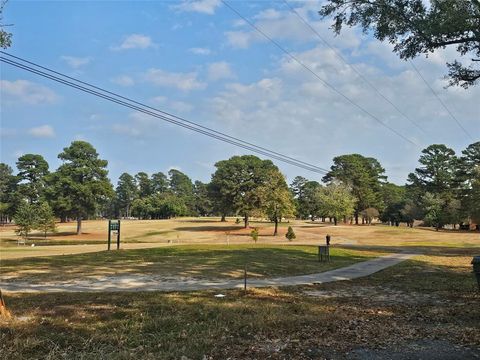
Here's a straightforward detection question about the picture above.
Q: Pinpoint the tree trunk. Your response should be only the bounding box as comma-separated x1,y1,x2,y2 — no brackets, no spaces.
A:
76,216,82,235
334,217,338,226
244,215,249,228
355,212,359,225
274,218,278,236
221,214,226,222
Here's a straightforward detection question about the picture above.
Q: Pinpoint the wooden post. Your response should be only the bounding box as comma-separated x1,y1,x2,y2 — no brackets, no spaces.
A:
116,220,121,250
244,265,247,293
107,220,111,251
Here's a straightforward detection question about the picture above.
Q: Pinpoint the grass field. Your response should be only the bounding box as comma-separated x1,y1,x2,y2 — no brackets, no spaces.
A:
0,218,479,359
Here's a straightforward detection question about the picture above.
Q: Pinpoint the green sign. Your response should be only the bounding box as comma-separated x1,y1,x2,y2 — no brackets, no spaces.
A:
110,222,119,231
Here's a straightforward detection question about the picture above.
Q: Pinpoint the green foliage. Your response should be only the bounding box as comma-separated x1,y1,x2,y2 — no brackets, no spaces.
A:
0,1,12,49
151,172,169,193
13,202,37,239
423,192,461,230
116,172,137,217
0,162,20,222
135,172,153,198
317,183,356,225
168,169,194,214
36,202,56,238
193,180,212,216
285,226,296,241
319,0,480,88
250,227,259,243
16,154,49,204
323,154,385,223
290,178,322,220
55,141,114,233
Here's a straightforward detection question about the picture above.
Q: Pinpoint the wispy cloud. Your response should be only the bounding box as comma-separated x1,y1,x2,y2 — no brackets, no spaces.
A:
189,47,212,55
0,80,58,105
145,68,206,91
111,75,135,86
207,62,235,81
61,55,92,69
28,125,55,138
112,34,156,50
172,0,221,15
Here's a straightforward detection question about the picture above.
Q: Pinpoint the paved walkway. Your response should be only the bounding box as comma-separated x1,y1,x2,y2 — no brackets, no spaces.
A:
1,253,415,293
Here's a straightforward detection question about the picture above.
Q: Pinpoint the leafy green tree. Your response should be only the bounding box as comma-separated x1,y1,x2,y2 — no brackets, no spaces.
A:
250,227,259,243
361,207,380,225
0,1,12,49
44,171,74,222
210,155,277,228
285,226,296,241
379,183,407,225
13,202,37,241
168,169,194,214
56,141,113,234
317,183,356,225
262,170,295,236
16,154,49,204
131,197,153,219
116,173,137,218
319,0,480,88
458,142,480,224
323,154,386,224
36,202,56,238
423,192,461,230
151,172,169,193
193,180,212,216
0,163,20,223
135,172,152,198
291,179,323,220
148,193,188,219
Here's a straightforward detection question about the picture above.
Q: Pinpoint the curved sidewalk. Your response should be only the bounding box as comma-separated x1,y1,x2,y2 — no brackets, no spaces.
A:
1,253,415,293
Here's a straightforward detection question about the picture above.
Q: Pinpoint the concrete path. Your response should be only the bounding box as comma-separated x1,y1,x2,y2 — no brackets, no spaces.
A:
1,252,415,293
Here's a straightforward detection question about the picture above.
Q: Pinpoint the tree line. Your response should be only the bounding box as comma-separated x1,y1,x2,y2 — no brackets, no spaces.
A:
1,140,478,237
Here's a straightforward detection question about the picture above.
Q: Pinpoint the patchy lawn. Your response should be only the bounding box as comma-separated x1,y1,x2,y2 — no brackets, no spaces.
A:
1,249,478,359
0,245,382,283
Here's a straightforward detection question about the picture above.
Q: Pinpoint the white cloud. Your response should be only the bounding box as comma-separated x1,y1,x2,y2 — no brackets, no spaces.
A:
61,56,92,69
172,0,221,15
28,125,55,138
111,75,135,86
0,80,58,105
145,68,206,91
151,96,193,113
207,62,235,81
112,34,155,50
189,47,212,55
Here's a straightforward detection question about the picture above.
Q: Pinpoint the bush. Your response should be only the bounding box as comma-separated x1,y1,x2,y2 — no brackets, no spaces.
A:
285,226,296,241
235,218,241,224
250,227,259,243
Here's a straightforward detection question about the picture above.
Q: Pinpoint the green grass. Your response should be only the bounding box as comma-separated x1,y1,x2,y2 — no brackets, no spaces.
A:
0,245,382,283
1,252,478,359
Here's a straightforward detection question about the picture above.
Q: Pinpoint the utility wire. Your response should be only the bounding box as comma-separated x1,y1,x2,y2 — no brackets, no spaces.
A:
282,0,428,136
0,54,330,175
0,51,330,174
221,0,418,147
409,60,473,141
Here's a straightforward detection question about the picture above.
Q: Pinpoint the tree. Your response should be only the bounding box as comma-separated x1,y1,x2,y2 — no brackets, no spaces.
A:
262,170,295,236
319,0,480,88
151,171,169,193
36,202,56,238
323,154,386,224
13,202,37,241
361,207,380,225
458,142,480,224
210,155,278,228
56,141,113,234
193,180,212,216
379,183,406,225
116,173,137,218
317,183,356,225
168,169,194,214
0,163,20,223
285,226,296,241
16,154,49,204
0,1,12,49
135,172,152,198
291,179,323,220
423,192,461,230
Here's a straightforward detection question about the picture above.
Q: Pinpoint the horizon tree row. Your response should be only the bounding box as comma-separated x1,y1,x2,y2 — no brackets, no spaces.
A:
1,140,478,236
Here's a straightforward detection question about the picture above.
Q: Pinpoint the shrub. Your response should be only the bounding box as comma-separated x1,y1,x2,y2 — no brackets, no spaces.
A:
250,227,259,243
285,226,296,241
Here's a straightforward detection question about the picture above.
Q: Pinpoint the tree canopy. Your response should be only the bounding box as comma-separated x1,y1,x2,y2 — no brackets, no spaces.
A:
319,0,480,88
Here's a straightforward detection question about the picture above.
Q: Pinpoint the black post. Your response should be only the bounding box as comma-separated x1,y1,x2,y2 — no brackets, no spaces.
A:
116,220,121,250
108,220,111,250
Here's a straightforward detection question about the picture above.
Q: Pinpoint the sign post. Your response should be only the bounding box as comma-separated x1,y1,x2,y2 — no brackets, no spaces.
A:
107,220,121,250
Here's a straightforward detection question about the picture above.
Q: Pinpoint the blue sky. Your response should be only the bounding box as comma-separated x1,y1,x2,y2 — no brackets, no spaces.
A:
1,0,479,186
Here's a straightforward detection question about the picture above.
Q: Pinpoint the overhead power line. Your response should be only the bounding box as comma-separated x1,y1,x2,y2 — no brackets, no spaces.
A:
282,0,428,136
221,0,419,147
408,60,474,141
0,52,330,175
